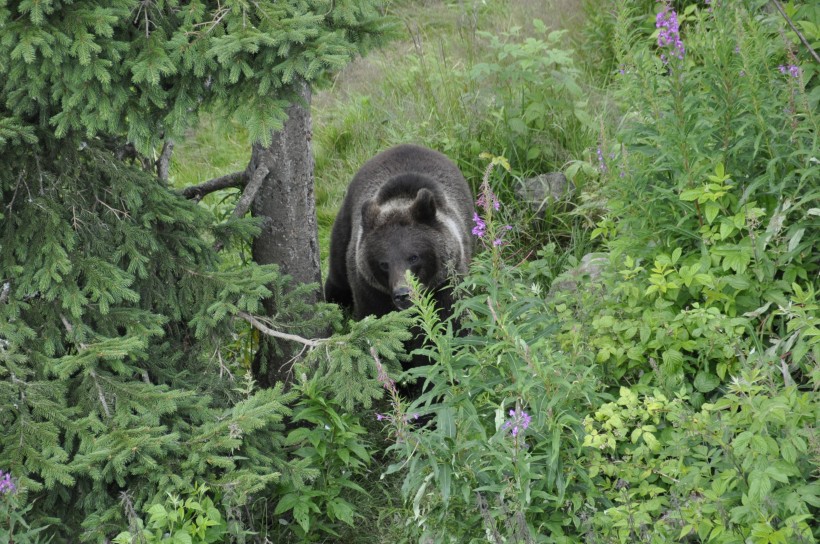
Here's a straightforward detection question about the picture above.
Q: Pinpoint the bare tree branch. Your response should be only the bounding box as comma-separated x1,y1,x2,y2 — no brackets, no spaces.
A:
231,165,268,219
771,0,820,65
236,311,322,348
156,139,174,181
180,171,248,201
212,165,269,252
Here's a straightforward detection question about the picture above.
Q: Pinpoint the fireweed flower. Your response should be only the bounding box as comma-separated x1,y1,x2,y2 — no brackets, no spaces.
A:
656,2,685,63
0,470,16,494
597,145,608,174
475,190,500,212
493,225,513,247
502,407,532,438
472,212,487,237
473,185,512,244
778,64,801,79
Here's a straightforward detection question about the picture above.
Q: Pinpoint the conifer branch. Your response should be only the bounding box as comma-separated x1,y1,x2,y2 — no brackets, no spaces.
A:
120,491,144,543
236,311,323,348
60,314,112,419
180,171,248,201
90,369,112,419
770,0,820,65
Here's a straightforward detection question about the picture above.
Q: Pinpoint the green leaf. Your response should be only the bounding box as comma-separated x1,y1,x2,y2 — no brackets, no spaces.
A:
438,463,452,507
274,493,300,515
781,442,798,464
643,432,660,451
662,350,684,369
293,502,311,533
748,472,772,503
680,188,701,201
173,531,192,544
694,371,720,393
788,227,805,253
439,406,456,439
704,201,720,224
719,220,734,240
764,463,790,484
328,498,355,526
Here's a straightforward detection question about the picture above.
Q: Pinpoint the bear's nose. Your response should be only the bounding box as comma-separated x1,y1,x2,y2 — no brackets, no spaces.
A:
392,286,412,309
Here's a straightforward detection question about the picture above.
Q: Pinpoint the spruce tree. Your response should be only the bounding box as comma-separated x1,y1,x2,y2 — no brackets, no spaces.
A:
0,0,388,540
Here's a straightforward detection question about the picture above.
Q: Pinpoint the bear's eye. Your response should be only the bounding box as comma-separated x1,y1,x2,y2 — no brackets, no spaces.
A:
408,255,419,265
379,261,389,272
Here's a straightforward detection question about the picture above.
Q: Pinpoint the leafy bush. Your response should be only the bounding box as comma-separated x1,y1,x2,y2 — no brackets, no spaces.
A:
114,484,228,544
0,470,51,544
374,165,602,542
272,379,372,540
372,1,819,542
469,21,594,170
583,376,818,543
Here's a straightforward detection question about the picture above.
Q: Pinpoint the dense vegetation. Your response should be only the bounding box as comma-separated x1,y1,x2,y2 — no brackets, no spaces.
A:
2,0,818,542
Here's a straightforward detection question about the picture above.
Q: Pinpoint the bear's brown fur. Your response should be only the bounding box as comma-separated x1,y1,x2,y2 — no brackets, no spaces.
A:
325,144,474,321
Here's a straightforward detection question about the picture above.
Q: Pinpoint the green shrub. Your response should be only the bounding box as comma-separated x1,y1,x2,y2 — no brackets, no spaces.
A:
272,378,372,540
376,164,602,542
583,376,818,543
114,484,229,544
372,2,819,541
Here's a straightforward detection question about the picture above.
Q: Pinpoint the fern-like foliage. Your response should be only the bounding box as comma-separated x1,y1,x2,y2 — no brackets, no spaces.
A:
299,312,415,410
0,0,393,153
0,1,391,538
0,144,305,539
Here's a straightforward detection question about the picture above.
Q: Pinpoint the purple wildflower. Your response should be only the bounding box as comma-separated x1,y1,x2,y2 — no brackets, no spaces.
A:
376,413,385,421
779,64,800,79
597,145,608,174
502,407,532,438
0,471,16,495
472,212,487,238
656,2,685,63
475,192,500,212
492,225,513,247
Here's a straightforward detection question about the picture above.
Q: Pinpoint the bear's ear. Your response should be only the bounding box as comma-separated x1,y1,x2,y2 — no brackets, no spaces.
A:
410,188,437,223
361,199,381,230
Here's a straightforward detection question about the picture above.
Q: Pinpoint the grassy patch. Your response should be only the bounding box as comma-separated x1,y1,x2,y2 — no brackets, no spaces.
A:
172,0,594,279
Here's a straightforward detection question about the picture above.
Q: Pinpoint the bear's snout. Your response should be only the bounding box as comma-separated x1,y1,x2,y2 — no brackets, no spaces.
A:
392,286,412,309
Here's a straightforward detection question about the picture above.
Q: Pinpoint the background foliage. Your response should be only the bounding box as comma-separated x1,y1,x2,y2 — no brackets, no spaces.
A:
1,0,818,542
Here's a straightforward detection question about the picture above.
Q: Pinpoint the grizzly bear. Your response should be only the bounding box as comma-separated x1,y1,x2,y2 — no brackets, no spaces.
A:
325,144,474,322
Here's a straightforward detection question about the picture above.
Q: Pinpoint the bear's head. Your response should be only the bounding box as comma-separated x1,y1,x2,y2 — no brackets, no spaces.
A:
358,187,459,310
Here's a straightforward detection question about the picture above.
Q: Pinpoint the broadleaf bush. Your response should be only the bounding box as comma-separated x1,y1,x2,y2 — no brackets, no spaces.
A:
374,1,819,542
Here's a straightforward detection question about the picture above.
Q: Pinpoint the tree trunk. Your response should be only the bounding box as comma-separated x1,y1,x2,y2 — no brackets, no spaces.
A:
249,79,323,387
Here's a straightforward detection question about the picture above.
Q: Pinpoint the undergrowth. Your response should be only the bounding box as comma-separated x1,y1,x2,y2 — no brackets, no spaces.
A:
5,0,817,542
